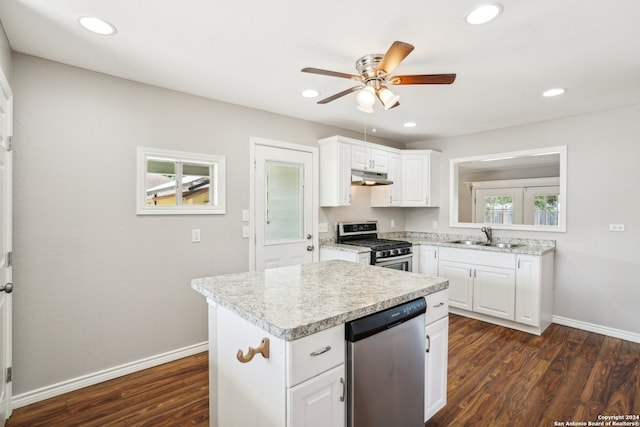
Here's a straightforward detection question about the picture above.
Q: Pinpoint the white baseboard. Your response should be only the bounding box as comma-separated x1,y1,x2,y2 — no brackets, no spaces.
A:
552,316,640,344
12,341,209,409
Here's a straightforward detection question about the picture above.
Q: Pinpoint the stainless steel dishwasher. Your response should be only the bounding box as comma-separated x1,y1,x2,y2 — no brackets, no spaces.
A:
346,297,426,427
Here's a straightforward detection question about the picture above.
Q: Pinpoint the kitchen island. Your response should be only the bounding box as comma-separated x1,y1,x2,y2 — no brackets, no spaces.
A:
192,260,449,427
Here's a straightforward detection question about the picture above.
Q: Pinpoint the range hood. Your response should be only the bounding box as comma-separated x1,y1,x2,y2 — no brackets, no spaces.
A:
351,169,393,186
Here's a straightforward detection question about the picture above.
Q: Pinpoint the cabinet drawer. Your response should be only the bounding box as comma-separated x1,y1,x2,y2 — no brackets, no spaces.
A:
425,290,449,325
287,324,345,387
439,247,515,269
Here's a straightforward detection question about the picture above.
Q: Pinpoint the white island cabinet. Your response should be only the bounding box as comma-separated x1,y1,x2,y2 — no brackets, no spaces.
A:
192,260,449,427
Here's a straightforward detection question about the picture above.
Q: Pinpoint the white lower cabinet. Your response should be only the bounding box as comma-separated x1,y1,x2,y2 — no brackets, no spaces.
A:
419,244,439,276
438,247,554,335
424,290,449,422
472,265,516,320
320,247,370,265
213,305,346,427
289,364,345,427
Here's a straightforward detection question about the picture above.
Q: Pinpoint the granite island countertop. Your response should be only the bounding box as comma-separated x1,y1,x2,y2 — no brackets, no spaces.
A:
191,260,448,341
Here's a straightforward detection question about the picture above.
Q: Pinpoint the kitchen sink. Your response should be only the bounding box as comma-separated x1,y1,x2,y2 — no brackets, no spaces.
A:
448,240,485,245
447,240,523,249
483,242,523,249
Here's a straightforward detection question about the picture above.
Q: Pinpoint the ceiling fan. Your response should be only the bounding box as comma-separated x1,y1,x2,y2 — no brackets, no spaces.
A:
301,41,456,112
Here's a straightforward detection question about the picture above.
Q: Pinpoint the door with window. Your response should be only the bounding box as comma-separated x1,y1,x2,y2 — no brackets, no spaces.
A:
474,188,522,225
252,140,317,271
0,68,13,425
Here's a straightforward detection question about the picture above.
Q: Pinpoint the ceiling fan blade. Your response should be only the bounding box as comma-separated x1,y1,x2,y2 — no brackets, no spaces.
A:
376,41,415,75
390,74,457,85
317,86,362,104
301,67,362,81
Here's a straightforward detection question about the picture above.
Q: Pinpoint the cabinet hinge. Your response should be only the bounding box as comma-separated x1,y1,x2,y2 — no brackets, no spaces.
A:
6,367,11,383
6,251,12,267
6,136,12,152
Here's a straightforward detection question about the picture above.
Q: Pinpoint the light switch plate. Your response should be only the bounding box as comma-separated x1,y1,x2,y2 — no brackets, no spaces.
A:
242,226,250,238
609,224,625,232
242,209,250,222
192,229,201,242
318,222,328,233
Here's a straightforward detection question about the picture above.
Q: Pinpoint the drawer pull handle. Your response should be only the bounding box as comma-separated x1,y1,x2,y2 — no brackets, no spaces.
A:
433,302,445,308
237,337,270,363
340,377,345,402
310,346,332,357
426,334,431,353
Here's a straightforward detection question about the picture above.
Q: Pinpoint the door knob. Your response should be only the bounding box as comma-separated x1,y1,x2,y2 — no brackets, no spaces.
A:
306,234,312,240
306,245,314,252
1,283,13,293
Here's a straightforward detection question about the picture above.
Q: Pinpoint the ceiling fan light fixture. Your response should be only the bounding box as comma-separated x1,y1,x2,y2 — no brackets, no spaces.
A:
356,86,376,113
376,86,400,110
465,4,503,25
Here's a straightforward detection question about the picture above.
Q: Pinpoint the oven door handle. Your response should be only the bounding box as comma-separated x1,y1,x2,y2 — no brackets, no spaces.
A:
377,253,412,263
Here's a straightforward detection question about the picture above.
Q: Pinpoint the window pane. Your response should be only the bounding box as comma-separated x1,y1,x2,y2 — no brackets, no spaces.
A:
534,195,559,226
146,160,176,206
483,196,513,224
181,163,211,206
265,162,303,242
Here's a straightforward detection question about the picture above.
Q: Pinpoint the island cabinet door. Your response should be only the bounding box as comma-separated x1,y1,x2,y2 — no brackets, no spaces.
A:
424,316,449,422
216,306,287,427
288,364,346,427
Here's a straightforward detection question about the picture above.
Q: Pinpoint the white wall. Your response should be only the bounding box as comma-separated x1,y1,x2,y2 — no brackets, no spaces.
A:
405,104,640,336
0,23,12,83
11,53,402,396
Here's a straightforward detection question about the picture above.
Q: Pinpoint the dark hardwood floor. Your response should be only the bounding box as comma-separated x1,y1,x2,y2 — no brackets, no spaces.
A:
7,315,639,426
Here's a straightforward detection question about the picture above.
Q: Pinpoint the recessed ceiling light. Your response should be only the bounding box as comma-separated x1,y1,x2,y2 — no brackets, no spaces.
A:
403,122,417,128
465,4,503,25
301,89,320,98
78,16,117,35
542,88,566,97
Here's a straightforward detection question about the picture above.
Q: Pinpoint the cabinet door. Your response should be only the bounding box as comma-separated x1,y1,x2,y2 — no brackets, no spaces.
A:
351,145,367,171
319,141,351,207
425,316,448,422
369,148,388,173
289,364,346,427
369,151,400,207
473,265,516,320
419,245,438,276
439,261,473,310
337,142,352,206
402,153,428,206
515,255,541,326
217,306,286,427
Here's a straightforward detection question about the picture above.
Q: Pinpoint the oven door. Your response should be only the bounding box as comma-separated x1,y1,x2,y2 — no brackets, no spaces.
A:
376,254,412,272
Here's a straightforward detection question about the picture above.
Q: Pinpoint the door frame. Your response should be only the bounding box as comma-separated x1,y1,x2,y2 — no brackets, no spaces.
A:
0,64,13,424
249,137,319,271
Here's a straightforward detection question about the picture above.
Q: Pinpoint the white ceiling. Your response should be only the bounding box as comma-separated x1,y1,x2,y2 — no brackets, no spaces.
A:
1,0,639,143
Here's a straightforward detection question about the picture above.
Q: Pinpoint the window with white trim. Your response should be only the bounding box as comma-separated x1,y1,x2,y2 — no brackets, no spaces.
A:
136,147,225,215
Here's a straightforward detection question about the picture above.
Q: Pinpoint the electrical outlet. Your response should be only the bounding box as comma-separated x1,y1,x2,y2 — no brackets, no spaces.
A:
391,220,395,228
609,224,625,232
242,226,250,238
192,229,201,242
242,209,250,222
432,220,438,230
318,222,329,233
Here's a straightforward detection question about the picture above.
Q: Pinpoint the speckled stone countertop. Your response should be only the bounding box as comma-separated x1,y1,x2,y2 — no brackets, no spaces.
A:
191,260,448,341
321,232,555,256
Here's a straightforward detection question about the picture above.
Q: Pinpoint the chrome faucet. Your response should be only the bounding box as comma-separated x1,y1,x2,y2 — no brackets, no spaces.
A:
481,226,493,243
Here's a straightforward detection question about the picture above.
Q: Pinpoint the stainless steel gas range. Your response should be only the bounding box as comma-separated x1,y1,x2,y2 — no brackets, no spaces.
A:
337,221,413,271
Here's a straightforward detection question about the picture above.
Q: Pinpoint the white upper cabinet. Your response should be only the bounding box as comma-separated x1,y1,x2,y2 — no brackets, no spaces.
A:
370,151,401,207
319,136,442,209
351,144,389,173
401,150,441,207
319,137,352,207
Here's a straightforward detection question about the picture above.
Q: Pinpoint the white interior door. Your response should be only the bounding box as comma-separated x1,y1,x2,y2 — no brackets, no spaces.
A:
252,140,317,271
0,67,13,424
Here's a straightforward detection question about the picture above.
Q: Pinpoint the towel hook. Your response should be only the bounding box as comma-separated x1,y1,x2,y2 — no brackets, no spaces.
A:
237,337,270,363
